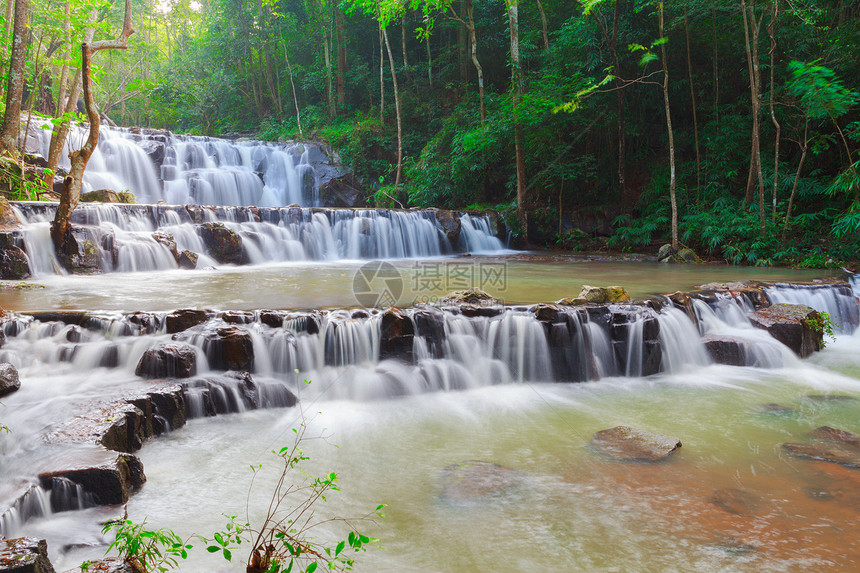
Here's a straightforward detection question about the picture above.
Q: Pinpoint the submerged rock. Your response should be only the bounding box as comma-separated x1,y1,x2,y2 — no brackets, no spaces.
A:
590,426,681,462
810,426,860,447
710,488,763,516
439,461,523,503
135,342,198,379
781,442,860,468
177,249,198,269
0,362,21,397
0,536,56,573
748,303,822,358
759,403,795,415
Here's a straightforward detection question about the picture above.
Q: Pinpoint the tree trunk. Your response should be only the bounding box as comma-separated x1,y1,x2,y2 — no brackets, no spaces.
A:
591,3,625,194
382,27,403,188
507,1,527,239
336,7,346,108
768,0,780,219
323,24,335,117
51,0,134,253
741,0,765,239
659,2,678,250
424,14,432,87
465,0,485,124
281,27,303,137
535,0,549,51
0,0,15,104
0,0,30,154
781,123,807,243
379,22,384,124
684,8,701,202
401,16,412,83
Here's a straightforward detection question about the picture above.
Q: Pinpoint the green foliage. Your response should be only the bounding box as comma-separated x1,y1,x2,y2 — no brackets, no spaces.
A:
787,61,859,121
102,518,192,573
803,311,837,347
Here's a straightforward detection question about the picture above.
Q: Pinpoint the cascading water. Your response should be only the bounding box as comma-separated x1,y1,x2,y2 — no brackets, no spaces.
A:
9,202,506,276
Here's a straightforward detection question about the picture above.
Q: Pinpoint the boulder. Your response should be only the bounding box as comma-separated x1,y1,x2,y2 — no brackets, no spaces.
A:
748,303,823,358
199,326,254,371
434,210,461,243
578,285,631,303
0,363,20,398
318,174,367,208
165,309,208,333
259,310,285,328
0,536,56,573
440,288,499,306
702,334,749,366
38,452,145,506
151,231,179,261
656,244,675,262
379,308,415,362
80,189,121,203
781,442,860,468
809,426,859,448
177,250,198,270
590,426,681,462
709,488,762,516
439,461,523,504
0,244,30,280
54,225,106,274
0,196,21,230
530,304,561,323
556,297,588,306
135,343,197,379
197,222,246,265
138,139,166,168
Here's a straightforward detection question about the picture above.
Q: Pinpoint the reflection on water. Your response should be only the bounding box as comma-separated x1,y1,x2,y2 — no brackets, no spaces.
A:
0,255,834,312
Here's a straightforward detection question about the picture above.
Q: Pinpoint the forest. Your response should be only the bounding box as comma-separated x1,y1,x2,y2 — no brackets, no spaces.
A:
2,0,860,266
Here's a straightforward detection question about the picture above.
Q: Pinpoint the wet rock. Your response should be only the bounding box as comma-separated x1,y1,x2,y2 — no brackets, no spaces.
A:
199,326,254,371
760,403,795,415
459,305,504,318
151,231,179,261
80,189,122,203
99,403,148,453
590,426,682,462
259,310,285,328
656,244,675,262
38,452,145,506
28,311,89,326
781,442,860,468
0,536,56,573
318,174,367,208
805,394,856,402
138,139,166,168
434,209,461,243
439,461,523,503
379,308,415,362
177,250,198,269
135,343,198,379
54,225,106,274
185,204,212,224
198,222,246,265
165,309,208,333
440,288,499,306
710,488,762,516
64,559,141,573
803,485,835,501
218,311,255,324
0,362,20,397
748,303,823,358
702,334,750,366
702,536,757,557
578,285,631,303
412,310,446,358
677,248,700,263
810,426,859,448
0,244,30,280
0,197,21,230
530,304,561,323
556,297,588,306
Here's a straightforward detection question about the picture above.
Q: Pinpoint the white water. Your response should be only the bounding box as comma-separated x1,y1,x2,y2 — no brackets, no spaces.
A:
11,202,505,275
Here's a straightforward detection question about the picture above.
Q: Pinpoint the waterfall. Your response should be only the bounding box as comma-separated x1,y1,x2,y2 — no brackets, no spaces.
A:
766,283,859,334
459,213,506,252
10,203,506,275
